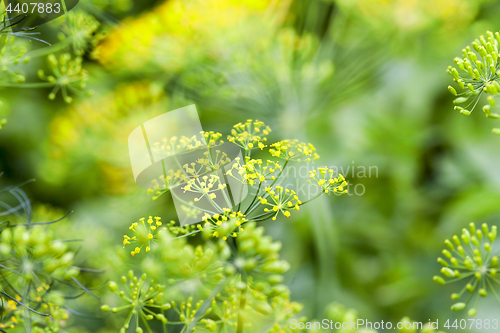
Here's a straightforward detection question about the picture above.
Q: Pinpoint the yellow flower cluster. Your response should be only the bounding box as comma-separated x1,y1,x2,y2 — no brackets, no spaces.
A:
226,157,282,185
227,119,271,151
261,186,301,220
96,0,270,70
124,216,166,256
182,174,227,202
151,135,204,157
309,168,348,194
38,53,89,103
0,295,22,330
149,148,232,202
434,223,499,316
269,140,319,162
202,131,224,146
200,209,246,240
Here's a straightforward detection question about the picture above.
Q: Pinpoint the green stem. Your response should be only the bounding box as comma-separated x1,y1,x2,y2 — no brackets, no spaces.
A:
26,39,71,58
0,82,54,88
243,182,262,215
237,275,247,333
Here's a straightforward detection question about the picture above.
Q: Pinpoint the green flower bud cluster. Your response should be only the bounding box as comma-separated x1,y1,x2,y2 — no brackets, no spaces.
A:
447,31,500,135
165,219,202,237
173,297,209,328
0,220,92,332
101,270,169,333
1,289,70,332
38,53,90,103
0,37,30,83
198,278,301,332
267,294,303,333
229,222,290,291
102,270,220,333
60,11,101,56
32,302,69,333
148,230,225,283
0,225,79,285
111,219,303,333
433,222,499,316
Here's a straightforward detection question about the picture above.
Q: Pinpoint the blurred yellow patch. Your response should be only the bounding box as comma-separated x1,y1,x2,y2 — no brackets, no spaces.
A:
96,0,271,70
42,81,165,194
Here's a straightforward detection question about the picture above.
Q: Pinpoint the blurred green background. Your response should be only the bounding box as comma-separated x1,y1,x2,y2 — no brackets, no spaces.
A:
2,0,500,331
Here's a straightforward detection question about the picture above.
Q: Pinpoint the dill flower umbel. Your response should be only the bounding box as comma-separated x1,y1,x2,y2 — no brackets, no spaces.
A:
447,30,500,134
0,219,95,331
309,168,348,194
269,139,319,162
124,216,166,256
61,10,101,56
227,119,271,151
433,222,499,316
38,53,89,103
101,271,170,333
200,209,246,240
231,222,290,283
151,135,204,157
260,186,301,220
203,130,224,147
226,158,282,186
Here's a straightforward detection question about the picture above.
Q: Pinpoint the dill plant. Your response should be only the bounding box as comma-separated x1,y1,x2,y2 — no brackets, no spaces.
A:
0,2,112,101
103,119,349,332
